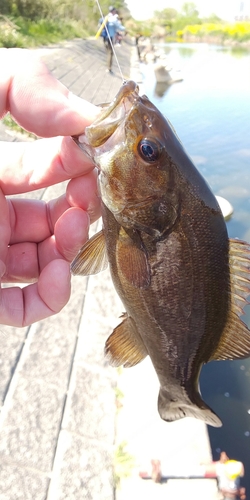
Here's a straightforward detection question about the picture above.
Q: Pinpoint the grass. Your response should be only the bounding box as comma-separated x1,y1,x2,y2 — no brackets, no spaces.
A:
1,13,250,48
2,113,37,139
0,15,90,48
114,441,135,487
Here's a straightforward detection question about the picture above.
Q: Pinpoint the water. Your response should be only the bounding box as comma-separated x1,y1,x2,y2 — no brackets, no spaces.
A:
141,43,250,495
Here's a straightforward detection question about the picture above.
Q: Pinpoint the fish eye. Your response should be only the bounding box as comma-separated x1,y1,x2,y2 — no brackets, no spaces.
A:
138,139,161,163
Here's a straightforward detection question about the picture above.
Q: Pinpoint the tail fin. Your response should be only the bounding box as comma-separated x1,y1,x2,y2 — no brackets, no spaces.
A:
158,388,222,428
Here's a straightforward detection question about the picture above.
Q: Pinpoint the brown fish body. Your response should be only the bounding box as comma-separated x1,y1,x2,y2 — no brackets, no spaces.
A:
72,81,250,427
101,151,229,426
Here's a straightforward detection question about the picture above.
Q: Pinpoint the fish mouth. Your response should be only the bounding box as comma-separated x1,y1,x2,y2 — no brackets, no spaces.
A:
72,80,140,156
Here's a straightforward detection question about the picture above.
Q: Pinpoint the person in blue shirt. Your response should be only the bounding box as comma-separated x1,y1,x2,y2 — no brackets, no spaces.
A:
102,6,125,73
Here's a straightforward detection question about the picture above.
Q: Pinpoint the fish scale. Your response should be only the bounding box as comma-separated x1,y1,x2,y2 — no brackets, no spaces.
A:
71,80,250,427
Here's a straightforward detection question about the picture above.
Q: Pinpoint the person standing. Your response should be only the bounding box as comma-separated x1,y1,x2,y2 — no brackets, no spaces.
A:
140,450,246,500
135,33,142,61
102,6,125,73
215,452,245,500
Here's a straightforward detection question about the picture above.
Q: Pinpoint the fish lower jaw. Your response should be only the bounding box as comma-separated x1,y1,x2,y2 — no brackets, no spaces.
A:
158,388,222,428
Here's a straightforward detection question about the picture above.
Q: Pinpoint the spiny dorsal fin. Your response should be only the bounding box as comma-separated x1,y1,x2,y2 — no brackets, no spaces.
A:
105,313,148,367
71,230,108,276
116,228,151,289
210,238,250,361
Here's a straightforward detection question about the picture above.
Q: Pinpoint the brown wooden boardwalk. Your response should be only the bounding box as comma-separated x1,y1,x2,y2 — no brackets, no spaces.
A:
0,39,219,500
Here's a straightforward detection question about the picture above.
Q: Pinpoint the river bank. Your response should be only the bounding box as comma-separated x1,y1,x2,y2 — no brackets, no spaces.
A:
180,35,250,49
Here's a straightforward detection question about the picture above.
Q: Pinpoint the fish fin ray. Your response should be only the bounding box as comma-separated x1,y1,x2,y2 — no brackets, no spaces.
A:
71,230,108,276
229,238,250,304
116,229,151,288
105,313,148,367
210,312,250,360
158,388,222,427
210,239,250,361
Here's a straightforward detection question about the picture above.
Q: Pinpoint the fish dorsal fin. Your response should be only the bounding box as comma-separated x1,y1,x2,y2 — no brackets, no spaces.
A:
105,313,148,367
210,238,250,361
116,228,151,289
71,230,108,276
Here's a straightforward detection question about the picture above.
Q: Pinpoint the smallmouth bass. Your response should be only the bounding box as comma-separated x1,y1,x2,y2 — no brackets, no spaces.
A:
71,80,250,427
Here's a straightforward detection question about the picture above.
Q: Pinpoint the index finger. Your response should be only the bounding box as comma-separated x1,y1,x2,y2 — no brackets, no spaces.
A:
0,48,99,137
0,136,95,194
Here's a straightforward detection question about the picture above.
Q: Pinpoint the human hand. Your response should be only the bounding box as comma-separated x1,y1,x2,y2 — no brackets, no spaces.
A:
0,48,100,327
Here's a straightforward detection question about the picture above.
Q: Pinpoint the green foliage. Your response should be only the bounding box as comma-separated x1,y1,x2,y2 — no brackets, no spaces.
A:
181,1,199,18
173,15,201,31
0,0,14,15
15,16,89,44
125,17,154,37
154,7,178,25
0,14,91,47
0,17,24,47
202,13,222,23
2,113,37,138
171,1,200,31
153,7,178,36
0,1,250,47
114,441,135,487
0,0,129,23
0,0,130,46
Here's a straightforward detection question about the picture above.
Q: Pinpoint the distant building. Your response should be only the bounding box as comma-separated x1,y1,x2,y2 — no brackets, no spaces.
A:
235,0,250,20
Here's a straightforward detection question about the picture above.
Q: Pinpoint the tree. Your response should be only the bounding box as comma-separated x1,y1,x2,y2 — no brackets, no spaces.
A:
181,2,199,18
154,7,178,22
202,13,222,23
173,1,201,31
153,7,178,35
0,0,12,14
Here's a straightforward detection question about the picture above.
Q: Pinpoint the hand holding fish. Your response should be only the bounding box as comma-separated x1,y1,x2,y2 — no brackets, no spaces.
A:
0,48,100,327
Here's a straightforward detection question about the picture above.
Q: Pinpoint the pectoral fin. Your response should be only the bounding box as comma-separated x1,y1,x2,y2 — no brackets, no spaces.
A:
116,228,151,288
210,238,250,361
71,230,108,276
105,313,148,367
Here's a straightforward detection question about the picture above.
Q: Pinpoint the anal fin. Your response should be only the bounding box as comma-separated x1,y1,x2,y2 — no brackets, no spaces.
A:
105,313,148,367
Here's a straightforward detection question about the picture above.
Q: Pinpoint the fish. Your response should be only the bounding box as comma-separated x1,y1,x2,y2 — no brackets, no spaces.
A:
71,80,250,427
